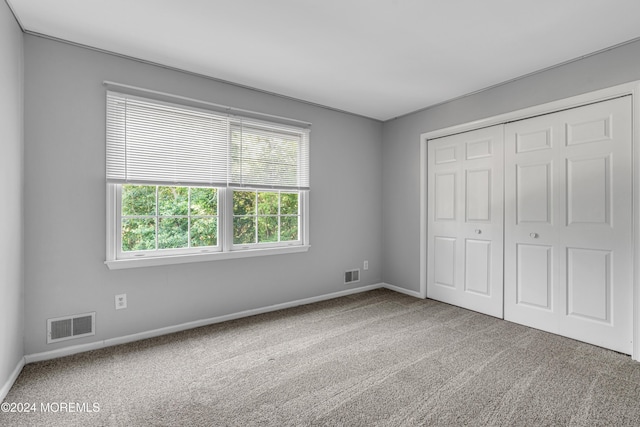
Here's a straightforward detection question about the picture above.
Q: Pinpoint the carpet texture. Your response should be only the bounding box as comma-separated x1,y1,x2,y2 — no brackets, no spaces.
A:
2,289,640,426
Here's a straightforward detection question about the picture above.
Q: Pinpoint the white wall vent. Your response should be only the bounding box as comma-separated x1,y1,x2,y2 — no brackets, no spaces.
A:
344,269,360,284
47,312,96,344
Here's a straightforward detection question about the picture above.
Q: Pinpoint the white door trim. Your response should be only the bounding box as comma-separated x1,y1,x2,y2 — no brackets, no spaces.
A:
419,80,640,361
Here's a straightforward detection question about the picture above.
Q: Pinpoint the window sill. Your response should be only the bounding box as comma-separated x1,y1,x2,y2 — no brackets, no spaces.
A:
105,245,310,270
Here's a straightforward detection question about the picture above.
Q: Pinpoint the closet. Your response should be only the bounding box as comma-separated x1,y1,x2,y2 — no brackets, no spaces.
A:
427,125,504,318
427,95,633,354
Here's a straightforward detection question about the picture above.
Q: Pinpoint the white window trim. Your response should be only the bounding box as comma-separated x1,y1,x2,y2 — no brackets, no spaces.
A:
105,185,310,270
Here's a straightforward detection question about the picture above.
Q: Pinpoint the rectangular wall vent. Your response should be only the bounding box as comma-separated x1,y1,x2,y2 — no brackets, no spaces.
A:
47,312,96,344
344,269,361,284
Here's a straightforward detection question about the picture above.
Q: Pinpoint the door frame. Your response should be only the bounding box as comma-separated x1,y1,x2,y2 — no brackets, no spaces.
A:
419,81,640,361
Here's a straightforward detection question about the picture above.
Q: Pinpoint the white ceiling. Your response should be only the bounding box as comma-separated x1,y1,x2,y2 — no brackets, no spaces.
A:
8,0,640,121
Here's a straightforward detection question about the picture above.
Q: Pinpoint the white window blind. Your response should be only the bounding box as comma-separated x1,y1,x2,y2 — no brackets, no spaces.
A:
230,118,310,189
106,91,310,190
106,93,229,186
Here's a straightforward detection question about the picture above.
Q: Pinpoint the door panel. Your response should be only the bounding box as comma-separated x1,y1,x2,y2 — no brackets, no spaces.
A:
516,244,553,310
435,145,458,164
516,163,552,224
466,139,492,159
516,128,552,153
566,116,612,146
566,248,611,323
504,96,633,354
428,125,504,318
434,237,456,288
464,239,491,295
466,169,491,221
435,173,457,220
567,156,610,226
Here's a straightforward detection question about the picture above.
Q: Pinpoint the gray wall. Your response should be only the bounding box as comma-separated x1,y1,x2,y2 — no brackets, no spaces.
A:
382,39,640,293
23,35,382,355
0,1,24,393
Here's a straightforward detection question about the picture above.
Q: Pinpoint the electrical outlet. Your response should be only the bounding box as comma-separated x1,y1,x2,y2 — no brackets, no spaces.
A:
115,294,127,310
364,260,369,270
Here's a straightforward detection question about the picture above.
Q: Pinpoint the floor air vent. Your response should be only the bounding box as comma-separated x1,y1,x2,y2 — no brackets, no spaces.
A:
344,269,360,284
47,312,95,344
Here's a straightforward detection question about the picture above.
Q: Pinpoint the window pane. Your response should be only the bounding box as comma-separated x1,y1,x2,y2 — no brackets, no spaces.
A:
158,217,188,249
191,217,217,247
122,218,156,251
280,192,299,215
158,186,188,216
233,191,255,215
122,185,156,216
234,216,256,244
190,187,217,216
280,216,299,241
258,216,278,243
257,192,278,215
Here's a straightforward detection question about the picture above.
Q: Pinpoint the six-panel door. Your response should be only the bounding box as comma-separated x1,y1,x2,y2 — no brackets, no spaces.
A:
427,125,504,318
503,96,633,354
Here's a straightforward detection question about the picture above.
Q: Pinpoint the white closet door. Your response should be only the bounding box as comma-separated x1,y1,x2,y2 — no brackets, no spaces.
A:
504,96,633,354
427,125,504,318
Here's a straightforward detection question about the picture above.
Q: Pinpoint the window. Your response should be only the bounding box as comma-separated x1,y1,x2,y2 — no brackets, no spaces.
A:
105,90,310,269
232,190,300,246
119,185,219,255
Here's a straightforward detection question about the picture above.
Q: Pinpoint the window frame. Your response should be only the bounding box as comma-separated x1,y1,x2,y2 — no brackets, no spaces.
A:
106,185,309,270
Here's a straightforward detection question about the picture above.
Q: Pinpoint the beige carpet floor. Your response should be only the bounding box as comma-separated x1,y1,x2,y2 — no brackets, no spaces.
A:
2,288,640,426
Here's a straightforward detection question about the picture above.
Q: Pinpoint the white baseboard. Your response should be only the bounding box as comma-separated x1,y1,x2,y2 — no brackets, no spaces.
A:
1,357,25,402
25,283,387,364
382,282,425,299
104,283,385,348
25,342,105,364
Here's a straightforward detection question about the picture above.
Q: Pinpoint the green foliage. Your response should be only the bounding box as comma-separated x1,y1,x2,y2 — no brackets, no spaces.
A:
158,217,189,249
121,185,299,252
191,217,217,247
232,190,300,245
280,192,298,215
233,191,255,216
233,216,255,245
258,216,279,243
279,193,299,241
121,185,219,252
280,216,299,241
190,187,217,215
158,187,188,216
122,218,155,251
258,192,278,215
122,185,155,215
